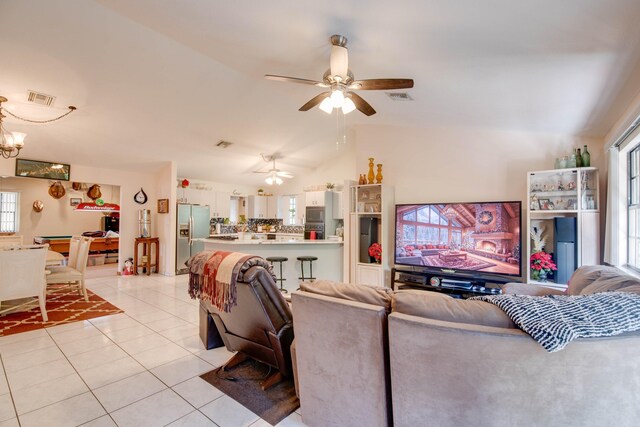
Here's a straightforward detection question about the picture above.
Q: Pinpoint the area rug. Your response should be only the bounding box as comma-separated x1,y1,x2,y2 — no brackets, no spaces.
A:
200,359,299,425
422,254,496,271
0,286,123,337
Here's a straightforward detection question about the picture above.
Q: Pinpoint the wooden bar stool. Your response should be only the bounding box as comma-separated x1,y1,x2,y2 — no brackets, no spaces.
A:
266,256,288,293
297,255,318,282
134,237,159,275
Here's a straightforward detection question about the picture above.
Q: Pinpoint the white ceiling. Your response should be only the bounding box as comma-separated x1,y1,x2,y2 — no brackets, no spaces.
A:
2,0,640,185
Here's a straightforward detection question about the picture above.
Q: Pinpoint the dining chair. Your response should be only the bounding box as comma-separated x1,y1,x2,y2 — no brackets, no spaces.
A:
46,235,80,270
46,236,93,301
0,244,49,321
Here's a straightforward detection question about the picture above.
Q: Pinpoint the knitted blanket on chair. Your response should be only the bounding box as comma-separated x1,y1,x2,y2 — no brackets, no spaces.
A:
187,251,271,313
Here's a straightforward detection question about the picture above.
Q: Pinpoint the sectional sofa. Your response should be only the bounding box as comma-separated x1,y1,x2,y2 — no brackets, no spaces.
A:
291,265,640,427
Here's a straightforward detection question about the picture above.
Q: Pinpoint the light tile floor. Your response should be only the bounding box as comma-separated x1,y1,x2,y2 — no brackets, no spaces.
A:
0,274,304,427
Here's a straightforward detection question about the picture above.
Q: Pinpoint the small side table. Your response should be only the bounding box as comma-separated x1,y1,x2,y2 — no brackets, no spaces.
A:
134,237,159,275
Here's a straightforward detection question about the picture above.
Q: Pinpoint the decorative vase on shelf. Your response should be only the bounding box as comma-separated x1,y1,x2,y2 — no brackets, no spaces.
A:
568,154,577,168
531,269,540,281
375,164,383,184
538,270,548,282
582,145,591,167
576,148,583,167
367,158,375,184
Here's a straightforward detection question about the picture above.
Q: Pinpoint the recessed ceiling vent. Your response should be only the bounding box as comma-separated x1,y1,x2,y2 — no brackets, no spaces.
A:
386,92,413,101
216,140,233,148
27,90,56,106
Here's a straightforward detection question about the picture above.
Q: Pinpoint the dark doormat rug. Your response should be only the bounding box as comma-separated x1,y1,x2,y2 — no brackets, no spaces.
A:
200,359,299,426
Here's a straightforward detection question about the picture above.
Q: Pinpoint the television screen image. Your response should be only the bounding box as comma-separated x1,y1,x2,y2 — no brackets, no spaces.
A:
394,202,521,277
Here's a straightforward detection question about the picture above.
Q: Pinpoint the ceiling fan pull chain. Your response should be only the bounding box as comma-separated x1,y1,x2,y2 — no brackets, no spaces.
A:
342,111,347,145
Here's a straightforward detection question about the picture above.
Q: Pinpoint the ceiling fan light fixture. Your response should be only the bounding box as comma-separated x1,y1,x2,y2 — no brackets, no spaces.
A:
319,97,333,114
330,89,345,108
342,97,356,114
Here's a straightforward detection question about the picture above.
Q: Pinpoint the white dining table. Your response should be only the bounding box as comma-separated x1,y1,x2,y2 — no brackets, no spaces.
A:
46,250,65,266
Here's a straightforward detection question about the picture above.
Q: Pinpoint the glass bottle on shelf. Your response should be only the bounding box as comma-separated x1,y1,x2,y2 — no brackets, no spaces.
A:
576,148,583,167
582,145,591,167
568,154,577,168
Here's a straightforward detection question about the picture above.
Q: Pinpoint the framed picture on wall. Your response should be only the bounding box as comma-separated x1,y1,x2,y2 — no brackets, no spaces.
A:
69,198,82,207
15,159,71,181
157,198,169,214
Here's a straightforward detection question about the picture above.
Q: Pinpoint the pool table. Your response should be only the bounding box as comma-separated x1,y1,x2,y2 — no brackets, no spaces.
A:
33,235,119,254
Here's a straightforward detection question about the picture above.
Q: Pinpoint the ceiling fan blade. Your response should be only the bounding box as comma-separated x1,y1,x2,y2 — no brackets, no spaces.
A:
265,75,328,88
252,171,269,174
349,78,414,90
277,171,293,178
299,92,331,111
349,93,376,116
330,45,349,80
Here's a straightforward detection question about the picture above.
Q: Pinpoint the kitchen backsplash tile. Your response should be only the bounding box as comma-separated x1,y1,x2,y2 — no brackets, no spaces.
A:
208,218,303,235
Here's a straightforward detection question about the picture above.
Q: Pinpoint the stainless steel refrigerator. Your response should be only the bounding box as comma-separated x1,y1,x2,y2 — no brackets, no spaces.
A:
176,204,210,274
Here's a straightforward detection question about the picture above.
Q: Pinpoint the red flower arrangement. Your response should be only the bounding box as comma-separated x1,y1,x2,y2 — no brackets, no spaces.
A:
530,251,557,277
368,243,382,263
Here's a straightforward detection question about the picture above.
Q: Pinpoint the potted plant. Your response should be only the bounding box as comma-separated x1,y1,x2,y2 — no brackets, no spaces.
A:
368,242,382,264
530,251,557,281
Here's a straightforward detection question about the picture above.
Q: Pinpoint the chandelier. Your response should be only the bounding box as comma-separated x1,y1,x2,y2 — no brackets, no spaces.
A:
443,206,457,222
0,95,76,159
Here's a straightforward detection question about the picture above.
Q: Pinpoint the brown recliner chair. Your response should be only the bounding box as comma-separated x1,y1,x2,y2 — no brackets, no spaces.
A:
201,263,294,389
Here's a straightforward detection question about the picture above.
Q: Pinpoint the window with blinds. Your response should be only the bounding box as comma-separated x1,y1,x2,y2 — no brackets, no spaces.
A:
628,146,640,270
0,192,19,233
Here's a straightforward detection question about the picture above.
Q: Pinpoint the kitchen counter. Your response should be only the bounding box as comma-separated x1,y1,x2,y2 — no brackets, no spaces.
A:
199,238,344,291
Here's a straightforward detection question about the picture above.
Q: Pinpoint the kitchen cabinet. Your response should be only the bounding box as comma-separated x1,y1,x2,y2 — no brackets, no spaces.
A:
210,191,231,218
305,191,331,207
247,195,278,219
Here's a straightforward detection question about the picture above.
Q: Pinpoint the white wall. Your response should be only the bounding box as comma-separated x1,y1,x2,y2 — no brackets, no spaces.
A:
0,177,120,245
1,159,173,273
354,124,604,204
156,162,177,275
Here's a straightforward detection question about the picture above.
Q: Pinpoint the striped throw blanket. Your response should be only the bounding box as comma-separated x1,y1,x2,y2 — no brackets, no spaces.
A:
187,251,272,313
472,291,640,352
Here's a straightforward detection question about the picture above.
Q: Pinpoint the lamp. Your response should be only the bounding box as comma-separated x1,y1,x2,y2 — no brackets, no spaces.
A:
0,95,76,159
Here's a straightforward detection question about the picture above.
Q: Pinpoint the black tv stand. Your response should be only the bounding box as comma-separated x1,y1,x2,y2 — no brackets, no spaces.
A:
391,267,519,299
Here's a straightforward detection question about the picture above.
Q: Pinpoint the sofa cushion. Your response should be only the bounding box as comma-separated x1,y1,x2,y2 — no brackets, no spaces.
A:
300,280,392,311
567,265,640,295
391,290,516,329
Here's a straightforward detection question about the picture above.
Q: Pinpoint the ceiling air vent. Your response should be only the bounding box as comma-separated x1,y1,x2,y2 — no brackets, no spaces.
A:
27,90,56,107
386,92,413,101
216,140,233,148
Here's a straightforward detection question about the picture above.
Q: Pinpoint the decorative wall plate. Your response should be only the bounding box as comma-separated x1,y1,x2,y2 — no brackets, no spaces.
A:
134,188,148,204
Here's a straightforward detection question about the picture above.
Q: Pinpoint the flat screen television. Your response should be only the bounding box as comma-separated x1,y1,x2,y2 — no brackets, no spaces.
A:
394,201,522,279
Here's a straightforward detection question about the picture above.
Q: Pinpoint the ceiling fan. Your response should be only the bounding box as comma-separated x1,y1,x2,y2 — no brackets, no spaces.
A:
253,154,294,185
265,34,414,116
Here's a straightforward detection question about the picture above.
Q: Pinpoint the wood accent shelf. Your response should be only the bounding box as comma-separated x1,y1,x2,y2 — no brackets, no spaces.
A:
134,237,159,275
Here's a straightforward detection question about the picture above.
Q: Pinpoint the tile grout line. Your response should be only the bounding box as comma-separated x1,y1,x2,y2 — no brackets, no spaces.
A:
0,352,22,427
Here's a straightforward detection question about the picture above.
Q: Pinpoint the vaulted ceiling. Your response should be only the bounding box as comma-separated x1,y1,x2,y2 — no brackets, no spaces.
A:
2,0,640,185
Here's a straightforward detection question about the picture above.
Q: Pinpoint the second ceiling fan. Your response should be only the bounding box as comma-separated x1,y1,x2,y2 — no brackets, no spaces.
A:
265,35,414,116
